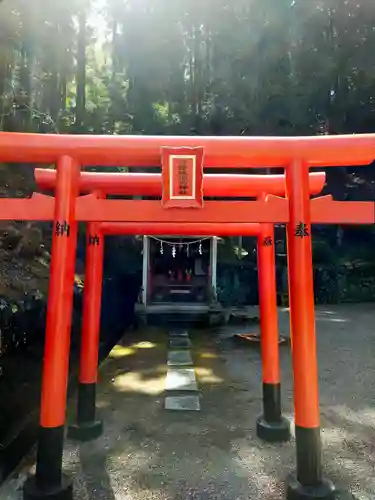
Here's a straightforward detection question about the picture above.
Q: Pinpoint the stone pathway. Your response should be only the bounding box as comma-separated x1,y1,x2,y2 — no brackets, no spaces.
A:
164,329,200,412
167,350,193,366
3,306,375,500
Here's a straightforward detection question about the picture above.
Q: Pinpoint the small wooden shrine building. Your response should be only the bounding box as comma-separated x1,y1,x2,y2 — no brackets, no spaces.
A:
137,235,220,323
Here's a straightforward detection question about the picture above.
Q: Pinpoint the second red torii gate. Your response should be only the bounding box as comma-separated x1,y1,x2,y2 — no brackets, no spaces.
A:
35,170,328,448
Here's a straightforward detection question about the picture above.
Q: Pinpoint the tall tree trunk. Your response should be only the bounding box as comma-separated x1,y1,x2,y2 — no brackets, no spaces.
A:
0,56,11,131
60,75,67,114
49,68,59,128
19,19,32,131
108,15,118,134
75,9,87,132
194,24,203,119
111,16,118,83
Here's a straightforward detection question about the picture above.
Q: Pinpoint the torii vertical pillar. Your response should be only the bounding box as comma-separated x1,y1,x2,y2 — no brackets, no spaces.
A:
256,221,290,442
68,219,104,441
24,156,80,500
285,160,335,500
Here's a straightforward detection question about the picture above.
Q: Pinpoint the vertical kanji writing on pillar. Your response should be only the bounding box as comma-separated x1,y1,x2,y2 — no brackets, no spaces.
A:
178,159,188,196
55,221,70,237
88,234,100,246
263,236,273,246
295,222,309,238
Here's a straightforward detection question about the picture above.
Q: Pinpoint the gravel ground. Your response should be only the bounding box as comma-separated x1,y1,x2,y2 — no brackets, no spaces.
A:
2,304,375,500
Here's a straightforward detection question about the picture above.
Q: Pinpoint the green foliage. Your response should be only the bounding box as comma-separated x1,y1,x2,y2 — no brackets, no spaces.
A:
1,0,375,303
2,0,375,142
312,239,336,265
313,263,375,305
217,262,258,306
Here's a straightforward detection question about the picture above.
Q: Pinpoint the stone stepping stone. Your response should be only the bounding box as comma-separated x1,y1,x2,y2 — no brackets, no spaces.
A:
165,395,200,411
167,350,193,367
165,368,198,392
169,337,191,349
169,329,189,338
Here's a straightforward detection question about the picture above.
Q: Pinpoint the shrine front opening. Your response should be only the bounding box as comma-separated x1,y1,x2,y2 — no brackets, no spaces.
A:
0,131,374,500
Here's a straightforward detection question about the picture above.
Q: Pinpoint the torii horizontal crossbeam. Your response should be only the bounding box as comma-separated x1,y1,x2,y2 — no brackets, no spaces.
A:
80,198,288,223
99,222,262,236
1,132,375,167
0,194,372,224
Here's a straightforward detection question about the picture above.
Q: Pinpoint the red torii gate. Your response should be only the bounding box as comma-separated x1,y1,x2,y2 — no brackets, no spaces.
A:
36,171,326,450
0,131,374,500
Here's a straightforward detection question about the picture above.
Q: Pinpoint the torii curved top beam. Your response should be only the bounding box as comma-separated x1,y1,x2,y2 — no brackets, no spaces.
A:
1,132,375,167
34,169,326,197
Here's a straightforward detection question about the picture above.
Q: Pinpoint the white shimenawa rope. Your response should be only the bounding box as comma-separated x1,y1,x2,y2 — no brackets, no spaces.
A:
149,236,211,246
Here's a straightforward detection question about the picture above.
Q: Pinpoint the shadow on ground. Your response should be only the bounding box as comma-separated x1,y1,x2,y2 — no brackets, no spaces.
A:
2,305,375,500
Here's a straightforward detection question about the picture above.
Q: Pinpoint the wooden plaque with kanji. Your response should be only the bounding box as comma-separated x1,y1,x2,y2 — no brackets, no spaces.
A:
161,147,204,209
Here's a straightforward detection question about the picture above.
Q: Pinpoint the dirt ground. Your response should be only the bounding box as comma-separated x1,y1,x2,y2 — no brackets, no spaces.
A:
2,304,375,500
